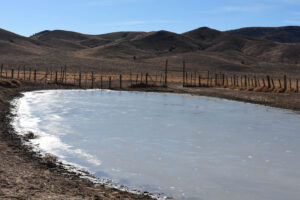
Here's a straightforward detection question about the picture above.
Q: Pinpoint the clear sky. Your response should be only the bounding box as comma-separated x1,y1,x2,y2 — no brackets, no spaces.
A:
1,0,300,36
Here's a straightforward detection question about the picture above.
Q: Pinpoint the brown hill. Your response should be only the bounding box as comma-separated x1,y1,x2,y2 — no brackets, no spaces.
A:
227,26,300,43
182,27,222,43
0,26,299,74
0,28,47,56
130,31,202,52
31,30,97,50
30,30,145,50
79,30,202,59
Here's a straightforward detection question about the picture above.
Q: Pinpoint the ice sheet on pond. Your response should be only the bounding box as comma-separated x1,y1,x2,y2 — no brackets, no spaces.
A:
12,89,300,200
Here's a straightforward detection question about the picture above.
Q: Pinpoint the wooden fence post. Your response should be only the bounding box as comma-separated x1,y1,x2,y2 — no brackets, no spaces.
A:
108,76,111,89
78,72,81,87
215,74,218,86
198,75,201,87
222,74,225,86
240,76,243,87
164,59,168,87
100,76,103,89
11,69,14,78
248,77,250,87
185,72,188,85
23,66,26,80
64,65,67,84
45,71,48,84
266,75,271,88
73,73,76,85
91,72,94,89
130,70,132,85
34,69,37,82
244,75,247,87
29,68,31,81
0,64,3,77
278,79,282,88
85,74,87,88
182,60,185,86
284,75,287,90
55,71,58,84
271,78,275,89
17,67,20,79
233,75,236,86
60,67,63,82
226,76,229,86
145,73,148,87
120,74,122,89
289,79,292,90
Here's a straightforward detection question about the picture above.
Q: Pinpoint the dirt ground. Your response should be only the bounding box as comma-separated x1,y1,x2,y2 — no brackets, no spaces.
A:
0,80,300,200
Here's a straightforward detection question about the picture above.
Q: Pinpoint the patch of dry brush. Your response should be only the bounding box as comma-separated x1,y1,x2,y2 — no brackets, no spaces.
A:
0,79,22,88
43,153,57,168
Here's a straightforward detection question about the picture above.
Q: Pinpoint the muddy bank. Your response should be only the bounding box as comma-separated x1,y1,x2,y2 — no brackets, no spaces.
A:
0,81,154,200
123,83,300,111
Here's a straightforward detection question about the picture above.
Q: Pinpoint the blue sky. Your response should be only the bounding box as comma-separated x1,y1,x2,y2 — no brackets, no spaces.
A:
1,0,300,36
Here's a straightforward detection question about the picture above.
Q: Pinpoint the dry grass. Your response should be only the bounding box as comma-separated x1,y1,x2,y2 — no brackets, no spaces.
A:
43,153,57,167
23,131,37,141
130,83,160,88
0,79,22,88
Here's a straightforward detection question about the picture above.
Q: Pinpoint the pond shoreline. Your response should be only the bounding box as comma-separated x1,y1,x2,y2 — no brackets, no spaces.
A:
1,81,300,199
123,84,300,112
0,82,154,199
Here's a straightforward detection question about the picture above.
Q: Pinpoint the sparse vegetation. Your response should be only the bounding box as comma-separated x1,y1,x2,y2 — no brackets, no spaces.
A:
23,131,37,141
130,83,159,88
43,153,57,167
0,79,22,88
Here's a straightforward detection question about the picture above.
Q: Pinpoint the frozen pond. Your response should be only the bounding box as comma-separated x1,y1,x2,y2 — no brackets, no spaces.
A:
12,90,300,200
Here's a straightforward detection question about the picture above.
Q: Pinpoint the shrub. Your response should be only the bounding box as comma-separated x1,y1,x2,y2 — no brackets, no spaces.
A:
23,131,37,141
43,153,57,167
0,79,22,88
10,79,22,87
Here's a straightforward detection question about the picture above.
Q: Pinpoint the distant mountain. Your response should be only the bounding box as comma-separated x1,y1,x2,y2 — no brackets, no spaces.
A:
0,26,300,73
30,30,145,50
0,28,47,56
182,27,223,43
227,26,300,43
